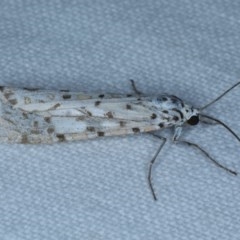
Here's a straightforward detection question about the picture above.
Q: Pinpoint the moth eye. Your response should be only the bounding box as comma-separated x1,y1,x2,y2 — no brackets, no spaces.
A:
187,115,199,125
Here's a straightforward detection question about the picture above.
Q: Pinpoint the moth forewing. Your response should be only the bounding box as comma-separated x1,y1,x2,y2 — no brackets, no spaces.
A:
0,81,239,201
0,86,180,144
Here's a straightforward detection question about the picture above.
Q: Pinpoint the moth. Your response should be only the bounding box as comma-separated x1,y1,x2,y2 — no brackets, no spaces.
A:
0,81,239,200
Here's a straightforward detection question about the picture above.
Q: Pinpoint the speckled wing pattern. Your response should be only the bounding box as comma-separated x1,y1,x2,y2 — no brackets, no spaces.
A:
0,87,184,144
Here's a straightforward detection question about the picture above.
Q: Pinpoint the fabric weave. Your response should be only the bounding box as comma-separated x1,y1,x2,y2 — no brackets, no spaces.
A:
0,0,240,239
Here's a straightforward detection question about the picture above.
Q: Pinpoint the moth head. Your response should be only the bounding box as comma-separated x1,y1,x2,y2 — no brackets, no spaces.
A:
184,105,199,126
187,115,199,125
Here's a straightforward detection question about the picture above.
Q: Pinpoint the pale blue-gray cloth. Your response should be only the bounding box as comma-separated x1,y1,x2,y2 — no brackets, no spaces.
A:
0,1,240,239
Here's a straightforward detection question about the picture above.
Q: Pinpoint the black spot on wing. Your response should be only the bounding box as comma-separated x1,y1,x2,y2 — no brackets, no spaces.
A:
105,111,114,118
52,103,61,109
173,116,179,121
97,131,105,137
62,94,72,99
151,113,157,119
159,123,164,128
95,101,101,106
87,126,95,132
98,94,105,98
119,121,126,127
132,127,140,133
126,104,132,110
87,111,92,117
56,134,66,142
44,117,51,123
47,127,55,134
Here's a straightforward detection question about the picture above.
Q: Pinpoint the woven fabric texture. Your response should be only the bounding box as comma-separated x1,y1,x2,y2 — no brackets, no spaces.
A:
0,0,240,239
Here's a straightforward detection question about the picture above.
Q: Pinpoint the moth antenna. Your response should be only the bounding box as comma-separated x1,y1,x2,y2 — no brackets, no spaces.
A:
200,82,240,110
199,114,240,143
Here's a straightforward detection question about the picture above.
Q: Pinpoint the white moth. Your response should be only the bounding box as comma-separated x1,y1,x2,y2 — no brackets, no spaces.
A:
0,81,239,200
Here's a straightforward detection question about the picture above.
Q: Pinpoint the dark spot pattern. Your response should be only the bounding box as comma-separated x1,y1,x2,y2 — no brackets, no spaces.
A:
47,127,55,134
56,134,66,142
62,94,72,99
87,126,95,132
173,116,179,121
95,101,101,106
127,94,132,97
87,111,92,116
97,131,105,137
151,113,157,119
126,104,132,110
98,94,105,98
106,112,114,118
53,103,61,109
159,123,164,128
119,121,126,127
44,117,51,123
162,110,168,114
132,127,140,133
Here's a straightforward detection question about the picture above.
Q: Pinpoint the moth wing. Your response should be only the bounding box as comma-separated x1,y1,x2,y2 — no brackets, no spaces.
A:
0,87,172,143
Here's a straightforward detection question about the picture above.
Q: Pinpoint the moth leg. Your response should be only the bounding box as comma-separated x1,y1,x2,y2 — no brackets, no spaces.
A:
174,139,237,175
129,79,142,95
148,134,167,201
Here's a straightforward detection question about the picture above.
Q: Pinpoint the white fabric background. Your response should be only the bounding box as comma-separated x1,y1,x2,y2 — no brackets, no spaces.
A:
0,0,240,239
